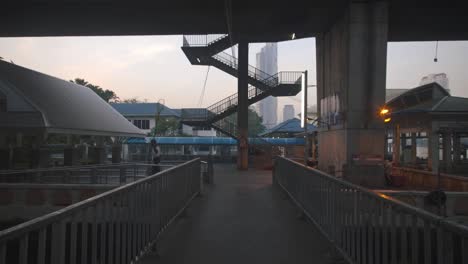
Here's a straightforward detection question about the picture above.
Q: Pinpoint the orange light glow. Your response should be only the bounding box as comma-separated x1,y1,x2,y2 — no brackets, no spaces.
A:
380,108,389,115
384,117,391,123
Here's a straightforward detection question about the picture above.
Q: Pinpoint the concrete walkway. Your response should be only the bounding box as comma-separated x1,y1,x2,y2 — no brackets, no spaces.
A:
139,164,336,264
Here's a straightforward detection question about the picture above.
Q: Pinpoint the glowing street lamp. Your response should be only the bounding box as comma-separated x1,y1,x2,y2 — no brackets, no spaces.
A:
379,106,391,123
380,108,389,115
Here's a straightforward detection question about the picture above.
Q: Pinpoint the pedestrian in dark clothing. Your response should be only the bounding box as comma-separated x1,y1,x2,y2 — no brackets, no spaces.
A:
150,138,161,174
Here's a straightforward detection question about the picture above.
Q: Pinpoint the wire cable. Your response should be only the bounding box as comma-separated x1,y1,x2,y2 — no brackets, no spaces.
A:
198,66,210,107
224,0,236,58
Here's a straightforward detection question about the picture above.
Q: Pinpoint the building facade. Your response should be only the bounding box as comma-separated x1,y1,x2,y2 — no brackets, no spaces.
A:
111,103,217,136
419,73,449,91
282,104,295,122
256,43,278,129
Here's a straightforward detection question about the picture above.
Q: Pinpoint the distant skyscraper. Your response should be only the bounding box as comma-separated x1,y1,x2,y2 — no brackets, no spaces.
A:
283,105,295,121
256,43,278,129
420,73,450,92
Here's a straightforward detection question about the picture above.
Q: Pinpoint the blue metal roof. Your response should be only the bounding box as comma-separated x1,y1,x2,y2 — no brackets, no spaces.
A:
124,137,305,146
110,103,180,117
259,118,317,136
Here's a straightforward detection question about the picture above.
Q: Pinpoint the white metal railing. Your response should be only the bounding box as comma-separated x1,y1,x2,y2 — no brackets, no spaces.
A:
182,34,227,47
274,157,468,264
0,163,177,185
0,158,202,264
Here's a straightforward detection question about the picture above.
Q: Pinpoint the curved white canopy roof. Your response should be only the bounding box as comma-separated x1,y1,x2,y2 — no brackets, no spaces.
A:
0,60,144,137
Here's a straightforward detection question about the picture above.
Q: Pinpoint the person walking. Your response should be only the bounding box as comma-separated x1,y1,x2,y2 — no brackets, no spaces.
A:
150,138,161,174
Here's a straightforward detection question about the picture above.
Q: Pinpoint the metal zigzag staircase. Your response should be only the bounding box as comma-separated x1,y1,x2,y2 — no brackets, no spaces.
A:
180,34,303,143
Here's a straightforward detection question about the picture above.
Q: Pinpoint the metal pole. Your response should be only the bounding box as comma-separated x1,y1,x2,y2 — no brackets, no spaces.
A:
237,41,249,170
302,71,308,165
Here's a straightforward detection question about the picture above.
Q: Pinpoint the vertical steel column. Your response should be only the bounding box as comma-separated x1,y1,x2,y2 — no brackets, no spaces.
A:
411,132,417,164
442,130,453,173
237,41,249,170
392,125,400,165
302,71,308,165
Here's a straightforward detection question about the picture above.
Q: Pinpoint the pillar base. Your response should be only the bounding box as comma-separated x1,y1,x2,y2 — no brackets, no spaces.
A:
343,164,386,188
64,147,80,166
318,128,386,188
112,145,122,164
0,149,9,170
91,147,106,164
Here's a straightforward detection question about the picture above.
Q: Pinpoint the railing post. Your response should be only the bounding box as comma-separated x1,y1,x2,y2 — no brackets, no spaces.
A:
120,166,127,185
91,168,98,184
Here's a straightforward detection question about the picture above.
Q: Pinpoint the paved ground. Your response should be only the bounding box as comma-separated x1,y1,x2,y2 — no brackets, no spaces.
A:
139,164,337,264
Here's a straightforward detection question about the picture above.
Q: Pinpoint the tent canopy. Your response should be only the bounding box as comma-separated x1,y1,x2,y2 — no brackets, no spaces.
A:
0,61,144,137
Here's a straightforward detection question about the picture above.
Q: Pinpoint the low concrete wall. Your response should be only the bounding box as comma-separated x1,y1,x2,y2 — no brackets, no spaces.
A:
380,190,468,225
0,184,114,227
391,166,468,191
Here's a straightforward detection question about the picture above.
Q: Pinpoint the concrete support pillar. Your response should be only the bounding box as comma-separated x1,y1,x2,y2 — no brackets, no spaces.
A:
393,125,400,165
442,131,453,173
411,132,417,164
316,1,388,186
64,148,79,166
237,41,249,170
93,137,106,164
112,144,122,164
0,134,9,170
31,134,48,168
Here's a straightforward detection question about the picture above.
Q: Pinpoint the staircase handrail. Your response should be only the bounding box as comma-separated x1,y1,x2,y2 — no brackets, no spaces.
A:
182,34,228,47
213,51,276,83
206,86,266,117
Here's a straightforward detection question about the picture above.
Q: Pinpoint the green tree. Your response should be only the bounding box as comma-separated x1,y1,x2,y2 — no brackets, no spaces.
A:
148,117,180,136
70,78,119,102
226,108,266,136
121,97,150,103
122,97,140,103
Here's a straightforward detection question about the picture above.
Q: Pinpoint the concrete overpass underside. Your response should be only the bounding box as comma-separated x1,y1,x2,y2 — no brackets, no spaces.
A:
2,1,468,42
2,0,467,176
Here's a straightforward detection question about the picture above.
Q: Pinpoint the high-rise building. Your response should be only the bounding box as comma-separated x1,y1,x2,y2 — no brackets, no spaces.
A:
256,43,278,129
283,104,295,121
419,73,450,92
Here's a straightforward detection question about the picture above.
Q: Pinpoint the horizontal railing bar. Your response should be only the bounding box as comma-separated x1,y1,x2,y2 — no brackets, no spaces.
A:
276,156,468,239
0,158,200,242
0,162,151,175
287,159,468,229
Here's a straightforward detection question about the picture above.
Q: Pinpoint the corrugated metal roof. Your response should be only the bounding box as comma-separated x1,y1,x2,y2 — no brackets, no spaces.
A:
386,89,409,102
259,118,317,136
0,61,144,137
124,137,305,145
392,96,468,115
110,103,180,117
434,96,468,112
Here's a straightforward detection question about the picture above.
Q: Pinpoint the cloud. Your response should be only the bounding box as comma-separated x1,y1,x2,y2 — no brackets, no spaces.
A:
98,43,176,71
130,44,175,58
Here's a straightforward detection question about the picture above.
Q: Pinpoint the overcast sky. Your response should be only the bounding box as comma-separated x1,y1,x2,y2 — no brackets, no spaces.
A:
1,36,467,121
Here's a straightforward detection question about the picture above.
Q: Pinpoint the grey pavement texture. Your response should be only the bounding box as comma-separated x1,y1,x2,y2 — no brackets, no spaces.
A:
139,164,338,264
